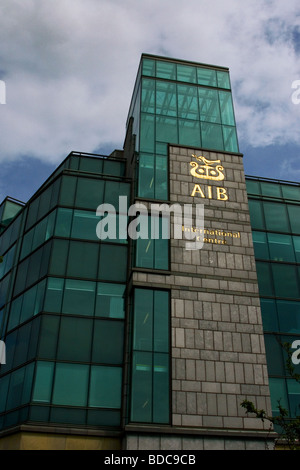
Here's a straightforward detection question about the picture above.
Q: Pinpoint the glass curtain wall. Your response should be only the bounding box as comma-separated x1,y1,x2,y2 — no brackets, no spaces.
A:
0,153,130,431
246,177,300,419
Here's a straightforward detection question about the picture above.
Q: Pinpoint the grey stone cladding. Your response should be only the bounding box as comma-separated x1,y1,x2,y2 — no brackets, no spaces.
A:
125,146,275,450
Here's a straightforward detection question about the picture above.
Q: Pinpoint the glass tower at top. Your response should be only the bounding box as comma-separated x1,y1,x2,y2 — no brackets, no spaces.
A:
127,54,239,201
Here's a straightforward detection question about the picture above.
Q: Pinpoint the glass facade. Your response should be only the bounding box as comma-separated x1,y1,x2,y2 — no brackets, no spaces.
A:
0,152,130,431
246,177,300,419
127,54,239,201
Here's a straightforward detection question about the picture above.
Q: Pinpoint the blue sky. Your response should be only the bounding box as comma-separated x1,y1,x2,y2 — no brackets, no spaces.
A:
0,0,300,203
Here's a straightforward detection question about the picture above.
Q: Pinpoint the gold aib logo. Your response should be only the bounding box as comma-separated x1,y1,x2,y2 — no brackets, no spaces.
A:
190,154,225,181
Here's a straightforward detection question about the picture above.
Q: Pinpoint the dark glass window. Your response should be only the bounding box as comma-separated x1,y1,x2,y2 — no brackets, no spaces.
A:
57,317,92,362
52,363,89,407
88,366,122,408
92,320,124,364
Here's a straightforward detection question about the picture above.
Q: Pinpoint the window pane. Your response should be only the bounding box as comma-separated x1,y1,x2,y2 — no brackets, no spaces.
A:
268,233,295,262
199,88,221,123
177,85,199,120
246,180,261,195
260,298,278,332
156,82,177,117
277,300,300,334
140,114,155,152
49,239,68,276
131,351,152,422
32,361,54,403
264,202,290,232
255,262,274,296
218,91,235,125
62,279,95,316
133,289,153,351
177,65,197,84
138,153,155,199
99,245,127,282
201,122,224,150
268,378,288,416
52,363,89,406
264,334,285,375
281,185,300,201
248,200,265,229
89,366,122,408
156,61,176,80
95,283,125,318
223,125,238,152
178,120,201,147
156,116,178,144
92,320,124,364
75,178,104,210
59,175,77,206
287,378,300,418
67,241,99,279
197,68,217,87
154,290,169,352
141,80,155,114
153,353,169,423
44,277,64,313
217,71,230,89
57,317,92,362
260,182,282,198
71,210,98,241
38,315,59,359
55,208,72,238
272,264,299,299
252,231,269,259
287,205,300,234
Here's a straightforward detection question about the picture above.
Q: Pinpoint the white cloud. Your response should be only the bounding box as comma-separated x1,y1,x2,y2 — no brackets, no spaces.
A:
0,0,300,165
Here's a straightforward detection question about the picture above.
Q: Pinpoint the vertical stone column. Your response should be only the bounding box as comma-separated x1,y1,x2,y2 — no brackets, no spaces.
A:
169,145,273,446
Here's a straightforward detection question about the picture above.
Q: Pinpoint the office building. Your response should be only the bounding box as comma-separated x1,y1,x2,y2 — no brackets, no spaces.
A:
0,54,298,450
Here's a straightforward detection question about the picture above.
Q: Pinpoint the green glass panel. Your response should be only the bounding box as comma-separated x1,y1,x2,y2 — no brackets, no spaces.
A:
154,291,169,352
140,113,155,153
198,88,221,123
217,70,230,89
156,81,177,116
59,175,77,207
219,91,235,125
277,300,300,334
133,289,153,351
178,120,201,147
95,283,125,319
177,85,199,120
248,199,265,229
87,409,120,426
252,231,269,259
201,122,224,150
156,61,176,80
75,178,104,210
272,264,300,299
177,64,197,84
50,407,86,425
71,210,99,241
264,334,285,375
267,233,295,262
260,182,282,198
255,262,274,296
55,208,72,238
141,79,155,114
268,378,288,416
92,320,124,364
293,236,300,262
21,229,34,259
57,317,92,362
8,295,23,331
103,160,124,177
20,284,37,323
52,363,89,407
153,353,169,423
246,180,261,195
89,366,122,408
79,156,103,173
131,351,152,422
138,153,155,199
13,322,31,367
62,279,95,316
136,238,154,269
260,298,278,332
287,378,300,418
0,374,9,412
223,125,238,152
21,362,35,405
142,58,155,77
44,277,64,313
67,241,99,279
99,245,127,282
287,205,300,234
104,181,130,208
49,239,68,276
197,67,217,87
155,155,168,201
281,184,300,201
6,367,25,409
38,315,59,359
263,201,290,232
156,116,178,144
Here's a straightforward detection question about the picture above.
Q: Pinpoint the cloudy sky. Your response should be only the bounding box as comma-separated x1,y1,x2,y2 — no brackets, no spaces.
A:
0,0,300,203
